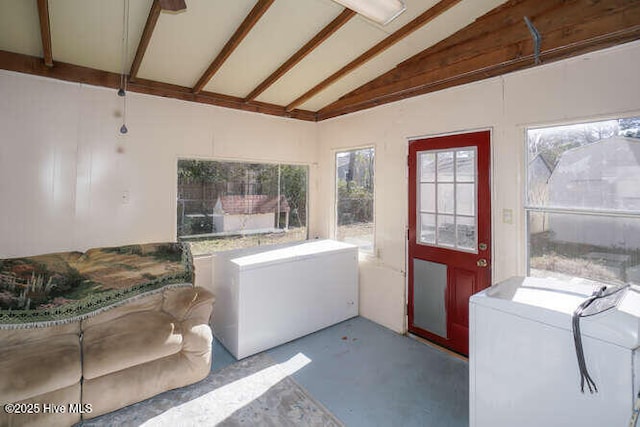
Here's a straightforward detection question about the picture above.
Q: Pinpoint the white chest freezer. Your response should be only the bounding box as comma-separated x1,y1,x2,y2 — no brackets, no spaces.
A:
210,239,358,359
470,276,640,427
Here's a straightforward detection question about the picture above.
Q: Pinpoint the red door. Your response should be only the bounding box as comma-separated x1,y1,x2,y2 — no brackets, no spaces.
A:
408,130,491,356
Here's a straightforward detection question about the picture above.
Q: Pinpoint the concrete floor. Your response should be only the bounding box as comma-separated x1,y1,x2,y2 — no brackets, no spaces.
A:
213,316,469,427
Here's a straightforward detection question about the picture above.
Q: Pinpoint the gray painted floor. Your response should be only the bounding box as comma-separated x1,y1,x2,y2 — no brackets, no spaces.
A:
214,317,469,427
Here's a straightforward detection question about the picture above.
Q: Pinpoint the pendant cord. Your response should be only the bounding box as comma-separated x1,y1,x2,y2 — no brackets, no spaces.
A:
123,0,129,94
119,0,130,134
119,0,127,92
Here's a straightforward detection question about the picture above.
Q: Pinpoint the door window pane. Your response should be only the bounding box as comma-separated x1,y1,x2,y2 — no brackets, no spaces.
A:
437,183,454,214
456,183,475,216
437,152,454,182
437,215,455,247
456,150,476,182
420,213,436,244
456,216,476,250
420,183,435,213
417,147,478,252
420,152,436,182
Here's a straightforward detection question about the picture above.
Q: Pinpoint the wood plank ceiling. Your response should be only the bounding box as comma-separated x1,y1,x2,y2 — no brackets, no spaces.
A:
0,0,639,122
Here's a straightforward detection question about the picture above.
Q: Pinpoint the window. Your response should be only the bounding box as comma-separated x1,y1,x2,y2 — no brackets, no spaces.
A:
335,147,374,252
525,116,640,284
177,160,308,256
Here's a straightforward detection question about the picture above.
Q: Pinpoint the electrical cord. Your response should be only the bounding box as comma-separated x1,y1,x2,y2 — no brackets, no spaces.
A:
572,286,605,393
571,284,629,394
630,391,640,427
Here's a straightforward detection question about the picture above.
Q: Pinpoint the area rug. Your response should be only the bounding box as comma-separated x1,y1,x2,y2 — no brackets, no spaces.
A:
78,353,344,427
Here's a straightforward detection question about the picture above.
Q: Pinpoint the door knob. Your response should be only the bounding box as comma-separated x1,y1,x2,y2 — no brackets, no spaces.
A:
477,258,488,267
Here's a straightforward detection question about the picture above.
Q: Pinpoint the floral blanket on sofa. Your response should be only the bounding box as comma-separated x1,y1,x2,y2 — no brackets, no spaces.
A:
0,242,193,326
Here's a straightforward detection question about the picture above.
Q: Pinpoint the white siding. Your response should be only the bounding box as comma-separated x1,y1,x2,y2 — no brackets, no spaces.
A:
0,71,317,258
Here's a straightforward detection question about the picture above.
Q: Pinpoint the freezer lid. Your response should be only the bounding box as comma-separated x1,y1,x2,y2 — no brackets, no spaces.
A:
230,239,357,270
470,276,640,349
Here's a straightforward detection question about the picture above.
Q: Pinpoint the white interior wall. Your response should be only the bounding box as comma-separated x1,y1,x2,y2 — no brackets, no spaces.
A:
2,40,639,336
314,40,640,334
0,70,318,260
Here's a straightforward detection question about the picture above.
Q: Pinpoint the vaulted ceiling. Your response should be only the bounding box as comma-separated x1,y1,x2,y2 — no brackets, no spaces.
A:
1,0,639,121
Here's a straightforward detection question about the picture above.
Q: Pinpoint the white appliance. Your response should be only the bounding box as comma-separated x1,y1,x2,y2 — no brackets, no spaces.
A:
470,276,640,427
211,239,358,359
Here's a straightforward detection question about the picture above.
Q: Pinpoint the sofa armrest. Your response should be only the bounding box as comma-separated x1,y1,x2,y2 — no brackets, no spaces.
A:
162,286,215,324
164,286,215,371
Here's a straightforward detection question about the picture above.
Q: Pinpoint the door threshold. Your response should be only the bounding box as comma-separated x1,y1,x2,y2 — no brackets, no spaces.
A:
407,333,468,362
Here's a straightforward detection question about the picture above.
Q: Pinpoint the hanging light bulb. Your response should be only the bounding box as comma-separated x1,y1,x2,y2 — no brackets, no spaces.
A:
120,73,128,135
118,0,130,133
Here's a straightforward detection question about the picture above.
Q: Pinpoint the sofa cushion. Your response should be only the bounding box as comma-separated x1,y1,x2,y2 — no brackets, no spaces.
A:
82,310,183,380
83,351,210,419
0,322,80,347
0,333,81,403
80,291,163,330
0,384,81,427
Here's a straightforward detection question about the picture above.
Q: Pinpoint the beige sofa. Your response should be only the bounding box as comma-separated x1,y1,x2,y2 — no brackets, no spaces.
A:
0,285,215,427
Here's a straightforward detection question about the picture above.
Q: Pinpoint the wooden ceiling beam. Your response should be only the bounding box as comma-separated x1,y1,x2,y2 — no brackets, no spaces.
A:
354,0,565,95
129,0,161,82
345,0,574,99
132,77,316,120
285,0,462,112
402,0,551,67
0,50,316,121
398,0,633,81
345,0,639,101
36,0,53,67
318,29,640,120
192,0,275,94
317,0,640,120
244,8,356,103
416,1,628,76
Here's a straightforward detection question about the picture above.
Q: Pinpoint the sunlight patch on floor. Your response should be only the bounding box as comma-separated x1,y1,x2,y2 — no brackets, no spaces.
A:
139,353,311,426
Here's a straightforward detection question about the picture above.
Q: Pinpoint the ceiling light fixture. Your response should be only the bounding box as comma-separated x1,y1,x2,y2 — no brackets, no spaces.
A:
332,0,405,25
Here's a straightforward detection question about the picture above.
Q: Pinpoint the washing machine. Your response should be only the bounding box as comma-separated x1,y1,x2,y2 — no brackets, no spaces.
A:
469,276,640,427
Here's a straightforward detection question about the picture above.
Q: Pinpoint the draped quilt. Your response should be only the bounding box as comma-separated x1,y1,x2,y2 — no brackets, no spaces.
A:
0,242,193,327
